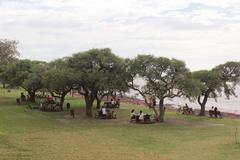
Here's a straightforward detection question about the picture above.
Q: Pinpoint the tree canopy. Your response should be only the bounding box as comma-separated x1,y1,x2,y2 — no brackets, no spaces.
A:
0,39,19,64
1,43,240,120
126,55,200,122
3,59,46,102
193,61,240,116
68,48,126,117
43,59,76,109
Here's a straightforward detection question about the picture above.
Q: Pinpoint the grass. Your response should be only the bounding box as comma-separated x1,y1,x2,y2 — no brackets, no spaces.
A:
0,88,240,160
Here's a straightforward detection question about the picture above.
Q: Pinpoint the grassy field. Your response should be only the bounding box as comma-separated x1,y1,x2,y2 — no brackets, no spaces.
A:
0,88,240,160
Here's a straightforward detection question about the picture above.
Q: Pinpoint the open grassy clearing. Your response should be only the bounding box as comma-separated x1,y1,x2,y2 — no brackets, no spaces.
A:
0,89,240,160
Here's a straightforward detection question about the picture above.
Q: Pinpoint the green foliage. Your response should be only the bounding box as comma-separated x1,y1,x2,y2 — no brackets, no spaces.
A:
192,70,222,99
69,48,124,90
126,54,199,121
0,39,19,64
43,59,76,107
44,59,75,94
68,48,127,116
127,54,198,100
193,61,240,115
2,60,46,102
213,61,240,98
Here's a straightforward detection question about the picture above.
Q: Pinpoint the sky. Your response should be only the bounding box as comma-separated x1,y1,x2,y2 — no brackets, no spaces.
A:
0,0,240,71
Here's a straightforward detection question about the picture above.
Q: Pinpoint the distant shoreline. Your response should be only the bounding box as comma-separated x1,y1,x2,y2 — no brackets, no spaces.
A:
117,95,240,118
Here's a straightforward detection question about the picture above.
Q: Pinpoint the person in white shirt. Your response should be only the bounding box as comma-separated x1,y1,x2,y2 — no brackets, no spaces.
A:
139,110,144,121
102,107,107,116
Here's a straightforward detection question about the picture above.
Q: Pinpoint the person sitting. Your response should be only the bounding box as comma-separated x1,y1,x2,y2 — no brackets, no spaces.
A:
20,92,26,102
144,114,151,122
152,97,156,107
106,109,111,118
66,103,70,111
182,103,189,114
188,107,194,114
130,109,136,121
116,99,120,107
52,96,56,103
102,107,107,118
209,106,214,117
110,99,115,107
47,95,52,104
139,110,145,121
214,107,222,118
214,107,218,118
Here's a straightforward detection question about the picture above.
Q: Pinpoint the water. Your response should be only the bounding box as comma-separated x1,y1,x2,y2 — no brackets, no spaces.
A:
127,85,240,114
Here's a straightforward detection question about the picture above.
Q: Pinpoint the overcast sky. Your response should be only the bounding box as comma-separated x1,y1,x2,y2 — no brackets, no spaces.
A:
0,0,240,71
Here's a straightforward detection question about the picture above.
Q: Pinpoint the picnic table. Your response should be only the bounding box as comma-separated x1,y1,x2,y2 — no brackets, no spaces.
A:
131,114,154,124
95,110,116,119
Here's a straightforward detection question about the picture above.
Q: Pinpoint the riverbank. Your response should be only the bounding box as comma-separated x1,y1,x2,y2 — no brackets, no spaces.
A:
117,95,240,119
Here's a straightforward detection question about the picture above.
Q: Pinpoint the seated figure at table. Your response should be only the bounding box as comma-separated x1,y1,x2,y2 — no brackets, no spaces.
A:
130,109,136,120
102,106,107,118
20,92,26,102
110,99,115,107
139,110,145,121
116,99,120,107
214,107,222,118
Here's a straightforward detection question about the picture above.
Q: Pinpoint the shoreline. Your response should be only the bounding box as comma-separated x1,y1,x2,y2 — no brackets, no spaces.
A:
118,96,240,119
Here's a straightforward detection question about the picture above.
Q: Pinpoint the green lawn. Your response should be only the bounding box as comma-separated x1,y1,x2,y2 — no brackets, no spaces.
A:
0,88,240,160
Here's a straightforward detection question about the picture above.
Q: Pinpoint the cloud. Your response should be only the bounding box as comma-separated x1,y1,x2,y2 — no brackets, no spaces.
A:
0,0,240,71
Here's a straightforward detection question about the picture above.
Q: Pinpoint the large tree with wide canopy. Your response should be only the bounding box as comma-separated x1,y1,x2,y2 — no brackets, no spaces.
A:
193,61,240,116
125,55,200,122
68,48,126,117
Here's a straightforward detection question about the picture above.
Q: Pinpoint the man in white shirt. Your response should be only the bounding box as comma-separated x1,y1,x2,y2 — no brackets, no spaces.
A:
139,110,144,121
102,107,107,116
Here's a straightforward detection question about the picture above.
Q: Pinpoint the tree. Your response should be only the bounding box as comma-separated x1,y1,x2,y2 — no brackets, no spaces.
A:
125,55,199,122
95,60,128,109
0,39,19,64
3,59,45,102
192,70,221,116
68,48,124,117
44,59,75,110
0,39,19,87
193,61,240,116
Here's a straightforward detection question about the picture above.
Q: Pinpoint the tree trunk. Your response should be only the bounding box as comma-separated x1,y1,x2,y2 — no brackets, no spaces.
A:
152,107,159,121
96,97,101,109
60,95,66,111
85,95,95,117
158,98,165,122
199,104,206,116
198,90,211,116
3,83,5,88
28,91,36,103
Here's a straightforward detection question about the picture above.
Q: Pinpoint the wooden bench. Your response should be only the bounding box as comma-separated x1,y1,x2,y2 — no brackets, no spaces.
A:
209,110,222,118
131,114,154,124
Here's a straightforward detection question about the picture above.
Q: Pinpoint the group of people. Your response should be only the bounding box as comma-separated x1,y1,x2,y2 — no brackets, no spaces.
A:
130,109,151,122
39,101,61,112
46,95,56,104
182,104,194,115
110,98,121,107
209,106,222,118
96,106,116,119
19,92,30,102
